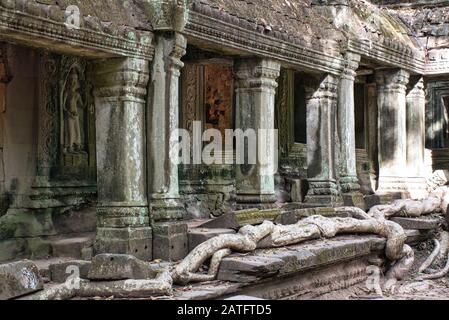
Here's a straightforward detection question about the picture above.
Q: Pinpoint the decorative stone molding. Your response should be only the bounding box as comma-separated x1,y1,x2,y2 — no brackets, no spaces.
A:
184,9,346,76
142,0,188,32
0,0,154,60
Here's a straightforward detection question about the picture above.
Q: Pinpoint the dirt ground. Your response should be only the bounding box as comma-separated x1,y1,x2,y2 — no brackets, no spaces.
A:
319,238,449,300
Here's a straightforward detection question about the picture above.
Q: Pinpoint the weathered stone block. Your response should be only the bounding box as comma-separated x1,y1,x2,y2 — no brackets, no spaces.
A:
49,260,91,283
390,217,442,230
52,235,94,259
94,227,152,261
188,228,236,251
88,254,156,281
0,260,43,299
152,222,188,261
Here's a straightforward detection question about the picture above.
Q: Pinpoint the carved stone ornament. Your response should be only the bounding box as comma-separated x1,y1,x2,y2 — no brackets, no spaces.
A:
143,0,188,32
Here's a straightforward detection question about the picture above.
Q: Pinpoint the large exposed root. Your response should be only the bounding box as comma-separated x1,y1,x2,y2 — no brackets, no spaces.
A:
437,231,449,263
369,186,449,220
385,244,415,292
172,212,410,286
418,239,441,273
27,270,173,300
418,253,449,280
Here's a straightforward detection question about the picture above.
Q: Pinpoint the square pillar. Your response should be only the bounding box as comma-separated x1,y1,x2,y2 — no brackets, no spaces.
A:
147,32,187,261
375,69,409,194
337,53,364,207
234,58,281,209
406,77,427,198
304,74,343,206
92,57,152,261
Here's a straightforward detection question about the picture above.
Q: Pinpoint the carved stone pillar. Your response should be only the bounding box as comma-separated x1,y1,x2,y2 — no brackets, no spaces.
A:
304,74,342,206
92,57,152,260
234,58,280,209
376,69,410,194
147,32,187,261
406,77,427,198
337,53,364,207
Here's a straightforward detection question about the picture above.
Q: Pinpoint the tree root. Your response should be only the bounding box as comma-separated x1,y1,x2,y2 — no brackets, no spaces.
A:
368,186,449,220
384,244,415,292
418,253,449,280
172,211,411,286
418,239,441,273
27,270,173,300
437,231,449,263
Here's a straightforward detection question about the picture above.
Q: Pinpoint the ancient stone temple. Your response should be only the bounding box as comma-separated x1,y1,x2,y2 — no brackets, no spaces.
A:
2,0,449,301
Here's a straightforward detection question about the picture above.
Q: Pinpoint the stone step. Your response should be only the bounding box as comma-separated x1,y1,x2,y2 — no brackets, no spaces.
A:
50,233,94,259
217,235,386,283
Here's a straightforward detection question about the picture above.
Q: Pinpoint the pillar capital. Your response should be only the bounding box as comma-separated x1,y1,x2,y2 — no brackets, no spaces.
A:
235,58,281,90
304,74,339,101
341,52,360,81
375,68,410,92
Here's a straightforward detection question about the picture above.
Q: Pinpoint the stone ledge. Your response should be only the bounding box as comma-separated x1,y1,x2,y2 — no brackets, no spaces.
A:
217,235,386,283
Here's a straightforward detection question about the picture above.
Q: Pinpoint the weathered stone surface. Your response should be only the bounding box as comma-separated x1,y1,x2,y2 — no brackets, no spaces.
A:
153,222,188,261
0,260,43,299
218,255,284,283
188,228,236,251
51,235,94,259
217,235,385,283
49,260,91,283
390,216,442,230
200,208,281,229
88,254,157,281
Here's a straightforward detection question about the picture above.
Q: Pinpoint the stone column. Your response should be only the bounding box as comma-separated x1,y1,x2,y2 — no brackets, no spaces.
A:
376,69,410,194
406,77,427,198
337,52,364,207
304,74,342,206
92,57,152,261
234,58,280,209
147,32,187,261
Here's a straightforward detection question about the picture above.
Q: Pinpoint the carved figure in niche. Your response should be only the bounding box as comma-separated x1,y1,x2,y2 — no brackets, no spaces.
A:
63,68,85,154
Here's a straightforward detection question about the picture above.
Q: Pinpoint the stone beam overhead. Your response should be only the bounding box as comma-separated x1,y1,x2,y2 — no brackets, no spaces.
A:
0,0,154,60
92,57,152,261
376,68,410,194
235,58,281,208
304,74,343,206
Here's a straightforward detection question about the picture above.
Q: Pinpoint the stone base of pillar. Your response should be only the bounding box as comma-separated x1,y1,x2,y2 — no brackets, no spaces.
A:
403,177,428,199
342,192,365,209
149,198,185,221
304,180,343,206
94,226,153,261
152,221,188,261
236,193,277,210
376,176,427,198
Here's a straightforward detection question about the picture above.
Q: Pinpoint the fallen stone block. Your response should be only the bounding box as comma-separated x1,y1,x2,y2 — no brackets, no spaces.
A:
49,260,91,283
188,228,236,251
200,208,281,229
0,260,43,299
391,217,442,230
88,254,157,281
